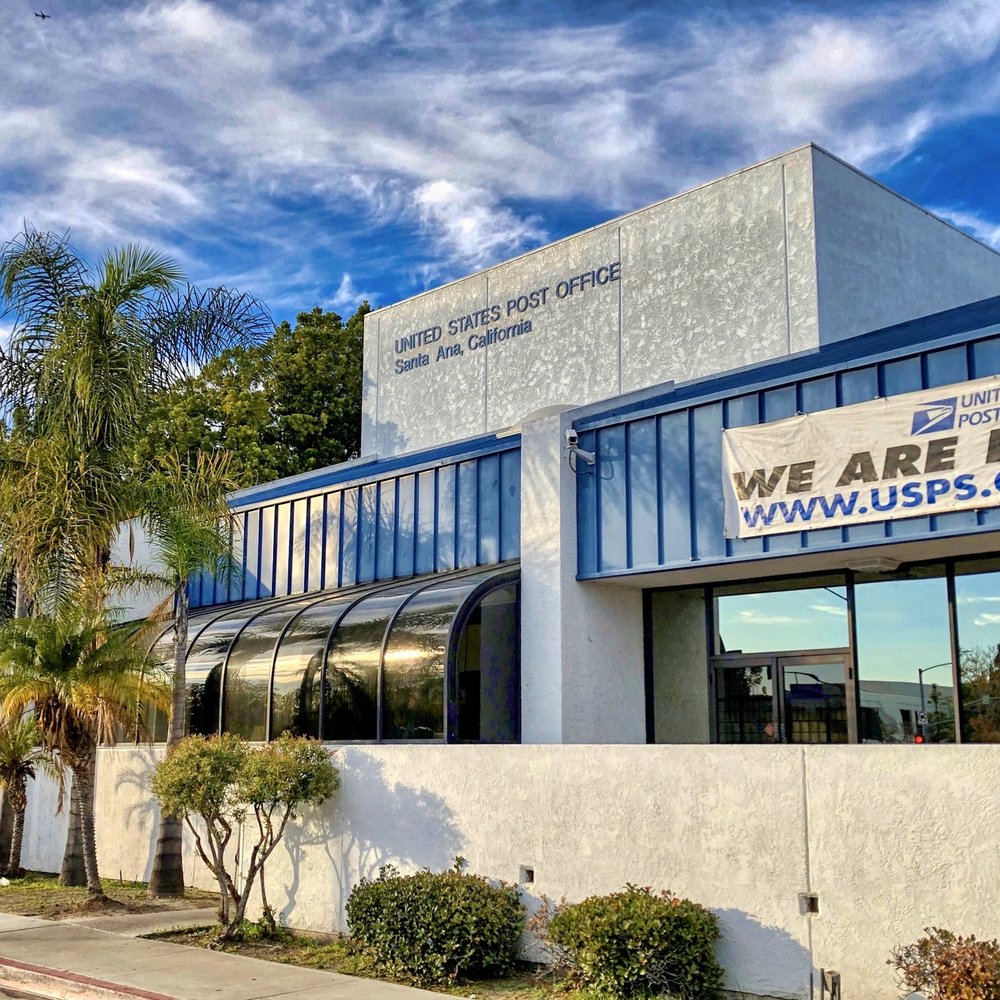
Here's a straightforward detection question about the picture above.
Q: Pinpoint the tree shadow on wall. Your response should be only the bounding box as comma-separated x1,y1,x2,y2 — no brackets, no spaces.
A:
112,747,163,883
280,749,462,929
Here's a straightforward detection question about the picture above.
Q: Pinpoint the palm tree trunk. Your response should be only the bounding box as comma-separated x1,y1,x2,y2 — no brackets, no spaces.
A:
59,777,86,887
148,587,188,898
8,807,24,877
73,753,103,897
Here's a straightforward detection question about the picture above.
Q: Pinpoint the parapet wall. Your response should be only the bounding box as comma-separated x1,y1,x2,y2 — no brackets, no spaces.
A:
21,744,1000,1000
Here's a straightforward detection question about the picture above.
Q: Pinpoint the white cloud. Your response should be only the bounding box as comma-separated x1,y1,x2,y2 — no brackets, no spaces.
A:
330,273,376,311
808,603,848,618
413,180,546,272
2,0,999,306
930,207,1000,250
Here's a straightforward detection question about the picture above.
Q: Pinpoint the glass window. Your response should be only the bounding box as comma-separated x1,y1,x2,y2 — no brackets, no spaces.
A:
223,598,314,741
716,576,849,654
954,558,1000,743
324,589,410,740
184,607,260,735
381,581,471,741
453,583,519,743
716,662,776,744
270,592,369,739
854,565,955,743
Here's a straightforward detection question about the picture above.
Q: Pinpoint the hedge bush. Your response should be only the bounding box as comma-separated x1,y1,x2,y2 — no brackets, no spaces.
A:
547,884,722,999
345,860,524,985
889,927,1000,1000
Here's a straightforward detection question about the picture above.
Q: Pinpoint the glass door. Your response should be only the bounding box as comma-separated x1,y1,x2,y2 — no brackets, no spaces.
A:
779,655,850,744
713,651,852,744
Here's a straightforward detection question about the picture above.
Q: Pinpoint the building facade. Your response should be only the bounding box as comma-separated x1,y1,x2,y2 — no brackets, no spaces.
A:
26,145,1000,999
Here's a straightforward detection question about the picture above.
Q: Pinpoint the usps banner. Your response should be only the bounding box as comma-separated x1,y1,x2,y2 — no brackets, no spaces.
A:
722,374,1000,539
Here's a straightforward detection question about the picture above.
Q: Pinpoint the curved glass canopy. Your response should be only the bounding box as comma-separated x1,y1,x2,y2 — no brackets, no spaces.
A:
151,564,519,744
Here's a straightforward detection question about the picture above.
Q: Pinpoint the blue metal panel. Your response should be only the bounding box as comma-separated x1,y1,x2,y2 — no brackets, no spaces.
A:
357,483,377,584
576,430,598,575
196,443,521,610
415,470,436,574
627,419,658,568
457,460,478,569
477,454,500,565
691,403,725,561
436,465,456,572
341,488,359,587
500,449,521,562
598,425,628,572
395,475,415,578
658,411,691,565
576,312,1000,582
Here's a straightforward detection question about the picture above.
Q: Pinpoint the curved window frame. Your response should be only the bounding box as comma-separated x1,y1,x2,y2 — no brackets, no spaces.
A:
146,562,519,744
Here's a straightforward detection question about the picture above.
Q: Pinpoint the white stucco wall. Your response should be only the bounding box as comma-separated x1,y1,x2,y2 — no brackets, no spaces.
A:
813,150,1000,344
362,145,1000,460
519,409,645,744
20,744,1000,1000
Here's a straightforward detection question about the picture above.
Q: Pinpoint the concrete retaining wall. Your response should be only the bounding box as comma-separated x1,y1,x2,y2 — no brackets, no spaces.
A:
20,744,1000,1000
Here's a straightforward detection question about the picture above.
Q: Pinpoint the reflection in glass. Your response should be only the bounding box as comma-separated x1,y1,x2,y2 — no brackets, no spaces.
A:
381,585,462,740
783,662,847,744
223,599,313,741
716,663,775,743
854,568,954,743
954,559,1000,742
184,608,258,735
271,595,355,739
716,579,848,654
453,583,518,742
324,590,409,740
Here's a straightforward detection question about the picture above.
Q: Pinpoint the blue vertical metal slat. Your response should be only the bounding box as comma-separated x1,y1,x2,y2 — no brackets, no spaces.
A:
627,419,658,569
835,367,885,547
477,453,501,565
576,432,598,576
658,410,692,565
457,460,478,569
691,403,725,561
598,425,628,573
761,386,800,556
340,488,358,588
724,393,765,562
880,357,931,539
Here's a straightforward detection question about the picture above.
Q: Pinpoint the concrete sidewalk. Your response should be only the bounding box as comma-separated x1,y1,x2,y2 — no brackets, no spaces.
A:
0,911,438,999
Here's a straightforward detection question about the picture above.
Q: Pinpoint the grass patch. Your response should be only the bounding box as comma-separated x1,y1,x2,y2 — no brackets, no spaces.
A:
148,926,589,998
0,871,216,919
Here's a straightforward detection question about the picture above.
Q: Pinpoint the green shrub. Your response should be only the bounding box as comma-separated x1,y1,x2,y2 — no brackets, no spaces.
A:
889,927,1000,1000
546,884,722,999
346,859,525,985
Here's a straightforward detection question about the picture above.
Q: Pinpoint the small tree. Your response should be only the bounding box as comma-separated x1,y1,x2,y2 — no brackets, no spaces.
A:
151,734,338,939
0,716,57,876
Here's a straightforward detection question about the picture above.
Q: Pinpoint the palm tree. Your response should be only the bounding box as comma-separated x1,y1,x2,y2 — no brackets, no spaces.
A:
0,716,56,876
0,229,271,609
139,449,238,897
0,608,169,897
0,229,270,882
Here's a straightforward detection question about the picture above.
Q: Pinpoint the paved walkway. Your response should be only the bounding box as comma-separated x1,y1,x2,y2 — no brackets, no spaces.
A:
0,910,438,999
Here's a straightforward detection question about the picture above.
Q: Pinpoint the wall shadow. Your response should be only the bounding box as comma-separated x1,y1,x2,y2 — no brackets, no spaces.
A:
110,748,162,882
714,908,811,1000
280,749,462,930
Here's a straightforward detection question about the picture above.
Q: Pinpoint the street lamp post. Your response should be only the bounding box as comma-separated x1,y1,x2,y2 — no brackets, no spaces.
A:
918,661,951,741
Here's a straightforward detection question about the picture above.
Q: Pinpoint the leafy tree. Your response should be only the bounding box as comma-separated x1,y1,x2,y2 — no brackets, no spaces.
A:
141,449,239,898
0,716,56,876
134,304,371,487
0,227,269,884
0,608,169,896
151,734,338,939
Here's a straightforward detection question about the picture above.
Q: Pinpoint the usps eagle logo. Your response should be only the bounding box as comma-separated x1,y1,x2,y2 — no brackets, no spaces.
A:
911,398,956,435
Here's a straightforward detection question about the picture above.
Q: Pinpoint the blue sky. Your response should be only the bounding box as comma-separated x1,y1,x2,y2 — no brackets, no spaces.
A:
2,0,999,326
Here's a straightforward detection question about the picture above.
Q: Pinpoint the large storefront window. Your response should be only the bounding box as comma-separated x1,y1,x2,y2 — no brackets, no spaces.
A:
653,559,1000,745
854,566,954,743
954,559,1000,743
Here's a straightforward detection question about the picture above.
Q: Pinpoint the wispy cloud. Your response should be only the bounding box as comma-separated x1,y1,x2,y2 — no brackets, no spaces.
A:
1,0,998,314
930,206,1000,249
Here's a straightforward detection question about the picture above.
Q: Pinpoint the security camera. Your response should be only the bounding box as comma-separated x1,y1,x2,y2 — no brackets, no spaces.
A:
564,428,595,466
